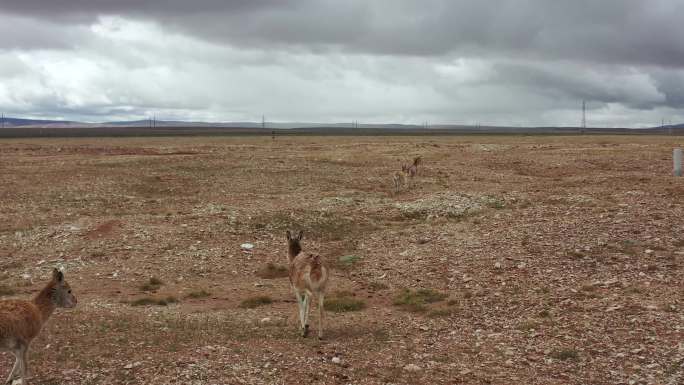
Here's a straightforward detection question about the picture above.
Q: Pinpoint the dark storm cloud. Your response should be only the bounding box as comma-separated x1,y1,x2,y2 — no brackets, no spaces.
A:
1,0,683,67
0,0,682,126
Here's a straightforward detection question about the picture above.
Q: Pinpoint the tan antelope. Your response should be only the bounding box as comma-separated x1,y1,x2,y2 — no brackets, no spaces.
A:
0,269,77,385
406,155,422,177
392,170,406,193
402,156,422,187
286,230,328,339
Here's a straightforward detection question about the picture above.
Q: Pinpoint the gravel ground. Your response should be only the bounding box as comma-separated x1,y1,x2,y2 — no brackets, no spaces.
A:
0,135,683,385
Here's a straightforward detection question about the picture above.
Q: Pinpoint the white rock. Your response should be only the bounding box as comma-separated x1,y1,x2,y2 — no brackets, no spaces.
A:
516,262,526,269
494,262,502,269
403,364,422,372
241,243,254,250
259,317,272,325
331,356,341,364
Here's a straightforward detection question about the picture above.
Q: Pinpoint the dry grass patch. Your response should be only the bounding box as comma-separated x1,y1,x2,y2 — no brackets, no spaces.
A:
239,295,273,309
255,263,289,279
0,284,17,297
550,348,579,361
140,277,164,292
324,291,366,312
130,296,178,307
334,254,362,271
367,281,389,291
251,210,375,241
185,289,211,299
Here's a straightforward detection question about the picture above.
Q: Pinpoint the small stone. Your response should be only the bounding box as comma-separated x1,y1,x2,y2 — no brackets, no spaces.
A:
516,262,526,269
260,317,272,325
241,243,254,250
331,357,341,364
494,262,502,269
403,364,422,372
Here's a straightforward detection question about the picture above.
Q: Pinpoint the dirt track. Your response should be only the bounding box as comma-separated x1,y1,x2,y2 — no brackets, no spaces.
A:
1,135,683,385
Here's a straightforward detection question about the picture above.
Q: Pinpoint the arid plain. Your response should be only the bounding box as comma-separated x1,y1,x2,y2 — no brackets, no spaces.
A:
1,135,683,385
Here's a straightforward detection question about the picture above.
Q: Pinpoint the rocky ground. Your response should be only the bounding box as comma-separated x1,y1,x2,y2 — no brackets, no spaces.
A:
0,135,682,385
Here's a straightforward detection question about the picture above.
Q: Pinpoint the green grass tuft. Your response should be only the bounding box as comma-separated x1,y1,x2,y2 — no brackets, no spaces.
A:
393,288,448,312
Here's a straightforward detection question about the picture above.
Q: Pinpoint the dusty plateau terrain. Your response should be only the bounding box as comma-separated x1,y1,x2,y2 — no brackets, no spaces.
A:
0,135,683,385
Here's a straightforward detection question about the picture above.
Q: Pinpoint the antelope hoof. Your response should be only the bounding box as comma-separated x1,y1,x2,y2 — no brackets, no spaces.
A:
302,324,310,337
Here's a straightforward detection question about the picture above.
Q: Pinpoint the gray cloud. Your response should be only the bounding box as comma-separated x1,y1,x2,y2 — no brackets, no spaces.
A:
0,1,682,126
2,1,683,66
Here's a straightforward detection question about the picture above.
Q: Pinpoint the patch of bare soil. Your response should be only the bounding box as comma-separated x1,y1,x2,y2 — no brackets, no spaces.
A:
0,135,683,385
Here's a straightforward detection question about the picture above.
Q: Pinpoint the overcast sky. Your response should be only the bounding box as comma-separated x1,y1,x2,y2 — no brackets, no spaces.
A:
0,0,683,127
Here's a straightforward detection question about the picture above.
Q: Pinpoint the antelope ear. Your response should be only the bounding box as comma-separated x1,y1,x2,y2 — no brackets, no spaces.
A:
52,268,64,282
286,230,292,240
297,230,303,240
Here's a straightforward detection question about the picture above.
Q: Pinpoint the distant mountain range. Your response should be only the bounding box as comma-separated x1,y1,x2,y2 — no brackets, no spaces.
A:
0,116,682,137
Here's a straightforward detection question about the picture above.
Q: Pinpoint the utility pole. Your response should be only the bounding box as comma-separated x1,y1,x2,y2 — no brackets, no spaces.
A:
262,115,265,129
1,113,4,129
581,100,586,135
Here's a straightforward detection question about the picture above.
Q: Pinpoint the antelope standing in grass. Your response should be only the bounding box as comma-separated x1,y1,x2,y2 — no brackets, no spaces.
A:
405,156,422,177
401,156,422,188
286,230,328,339
392,170,406,193
0,269,76,385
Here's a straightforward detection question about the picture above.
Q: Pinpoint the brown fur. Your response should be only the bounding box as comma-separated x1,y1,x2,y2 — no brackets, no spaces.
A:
286,231,329,339
392,171,405,193
0,269,76,384
401,156,422,188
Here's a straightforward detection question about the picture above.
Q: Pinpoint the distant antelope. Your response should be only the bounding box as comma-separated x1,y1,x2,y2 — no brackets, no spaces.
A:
392,171,406,193
402,156,422,187
286,230,328,339
406,156,422,177
0,269,77,384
